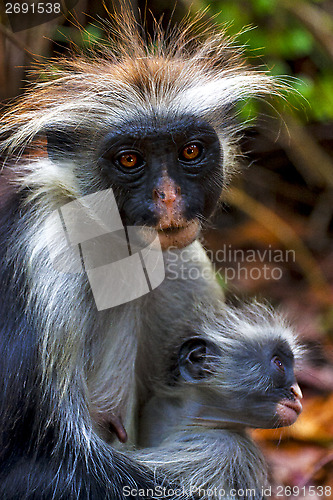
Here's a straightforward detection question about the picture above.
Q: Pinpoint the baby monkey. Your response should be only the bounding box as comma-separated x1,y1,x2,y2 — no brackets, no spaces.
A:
132,304,303,500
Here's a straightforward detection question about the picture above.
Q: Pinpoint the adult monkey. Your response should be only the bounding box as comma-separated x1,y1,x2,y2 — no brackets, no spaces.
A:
0,8,277,500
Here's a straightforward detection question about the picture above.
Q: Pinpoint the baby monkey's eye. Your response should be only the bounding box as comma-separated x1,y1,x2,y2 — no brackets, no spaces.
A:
116,151,144,169
271,355,285,373
179,143,202,162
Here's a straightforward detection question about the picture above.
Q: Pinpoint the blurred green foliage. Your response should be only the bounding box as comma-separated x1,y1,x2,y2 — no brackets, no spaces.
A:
196,0,333,123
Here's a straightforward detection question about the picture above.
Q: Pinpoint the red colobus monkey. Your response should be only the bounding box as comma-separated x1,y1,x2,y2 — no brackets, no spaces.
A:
132,303,303,500
0,9,277,500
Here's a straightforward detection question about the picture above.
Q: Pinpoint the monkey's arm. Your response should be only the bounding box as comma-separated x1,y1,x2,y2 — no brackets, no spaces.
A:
0,193,185,500
133,428,267,500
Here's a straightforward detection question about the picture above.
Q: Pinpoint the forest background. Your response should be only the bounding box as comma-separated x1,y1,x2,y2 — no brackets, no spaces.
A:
0,0,333,497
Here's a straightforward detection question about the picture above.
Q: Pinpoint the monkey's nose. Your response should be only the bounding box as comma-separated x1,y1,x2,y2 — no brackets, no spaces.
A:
290,383,303,400
153,186,181,203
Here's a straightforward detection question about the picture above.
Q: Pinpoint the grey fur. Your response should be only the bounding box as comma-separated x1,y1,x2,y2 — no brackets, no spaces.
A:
130,303,302,500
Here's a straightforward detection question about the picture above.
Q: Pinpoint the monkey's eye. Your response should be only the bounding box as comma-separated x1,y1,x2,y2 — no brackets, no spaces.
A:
271,355,285,373
115,151,144,169
179,143,203,162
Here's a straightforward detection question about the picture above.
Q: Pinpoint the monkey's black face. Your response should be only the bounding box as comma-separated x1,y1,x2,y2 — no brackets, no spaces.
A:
97,115,222,249
245,338,303,428
177,336,302,430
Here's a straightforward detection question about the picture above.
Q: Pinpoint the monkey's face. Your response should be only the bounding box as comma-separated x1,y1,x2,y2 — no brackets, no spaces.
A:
98,115,222,249
177,336,302,430
266,346,303,428
226,337,303,429
239,338,303,428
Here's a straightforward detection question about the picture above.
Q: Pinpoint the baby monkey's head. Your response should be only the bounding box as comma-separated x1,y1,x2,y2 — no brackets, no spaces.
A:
174,304,303,430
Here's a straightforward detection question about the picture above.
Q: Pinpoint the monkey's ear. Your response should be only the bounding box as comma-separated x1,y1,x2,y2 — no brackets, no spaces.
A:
178,338,216,382
46,129,77,162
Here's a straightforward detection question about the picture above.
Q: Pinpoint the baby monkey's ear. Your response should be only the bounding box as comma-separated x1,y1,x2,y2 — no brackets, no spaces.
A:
178,338,218,382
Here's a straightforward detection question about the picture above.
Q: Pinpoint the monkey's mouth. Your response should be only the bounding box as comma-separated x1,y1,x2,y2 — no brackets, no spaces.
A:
276,398,303,427
136,219,200,250
156,219,200,250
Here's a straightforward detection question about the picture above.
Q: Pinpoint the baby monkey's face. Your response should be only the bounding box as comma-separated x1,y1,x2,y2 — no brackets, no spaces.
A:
177,334,303,430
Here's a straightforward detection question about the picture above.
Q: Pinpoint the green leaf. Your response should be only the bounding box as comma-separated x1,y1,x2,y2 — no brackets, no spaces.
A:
251,0,277,15
81,25,103,46
236,99,260,122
